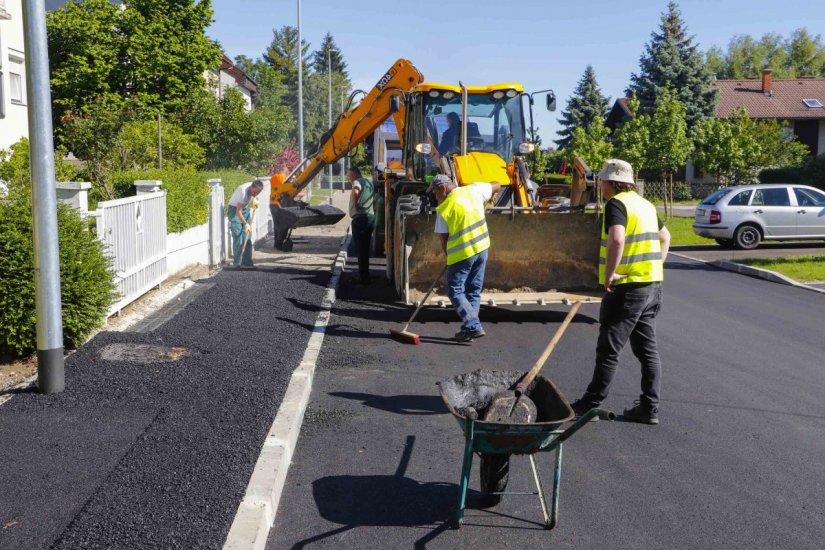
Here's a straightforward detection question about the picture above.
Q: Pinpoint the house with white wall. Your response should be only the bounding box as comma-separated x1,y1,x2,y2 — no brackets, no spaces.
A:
0,0,29,151
205,53,258,112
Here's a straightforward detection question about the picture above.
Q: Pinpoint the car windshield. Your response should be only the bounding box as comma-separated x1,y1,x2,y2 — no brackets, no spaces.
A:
700,188,731,205
423,92,524,162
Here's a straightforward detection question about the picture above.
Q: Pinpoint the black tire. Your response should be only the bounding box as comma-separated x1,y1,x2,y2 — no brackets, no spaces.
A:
715,238,735,248
734,224,761,250
479,453,509,507
398,195,422,214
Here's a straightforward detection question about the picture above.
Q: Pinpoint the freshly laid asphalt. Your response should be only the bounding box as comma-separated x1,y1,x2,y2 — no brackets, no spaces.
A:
0,252,332,548
267,255,825,549
2,193,823,549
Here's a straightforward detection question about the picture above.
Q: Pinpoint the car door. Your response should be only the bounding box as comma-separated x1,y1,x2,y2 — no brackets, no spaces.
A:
749,187,795,237
793,187,825,237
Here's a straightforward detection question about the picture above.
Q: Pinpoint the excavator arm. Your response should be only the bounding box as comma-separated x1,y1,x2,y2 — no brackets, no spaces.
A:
272,59,424,205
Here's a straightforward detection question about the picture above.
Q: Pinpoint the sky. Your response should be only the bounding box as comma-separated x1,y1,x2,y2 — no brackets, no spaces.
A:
52,0,825,146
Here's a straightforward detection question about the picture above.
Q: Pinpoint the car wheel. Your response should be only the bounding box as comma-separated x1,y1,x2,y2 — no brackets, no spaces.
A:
734,224,761,250
715,238,735,249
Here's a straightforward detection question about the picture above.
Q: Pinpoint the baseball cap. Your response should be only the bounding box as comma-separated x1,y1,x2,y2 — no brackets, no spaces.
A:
426,174,453,193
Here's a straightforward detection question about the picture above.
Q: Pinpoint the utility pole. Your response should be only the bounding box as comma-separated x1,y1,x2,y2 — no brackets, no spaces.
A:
297,0,304,165
340,88,345,189
327,49,332,205
23,0,64,393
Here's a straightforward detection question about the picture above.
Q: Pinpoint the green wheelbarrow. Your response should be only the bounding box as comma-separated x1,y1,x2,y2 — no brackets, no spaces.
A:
438,369,614,529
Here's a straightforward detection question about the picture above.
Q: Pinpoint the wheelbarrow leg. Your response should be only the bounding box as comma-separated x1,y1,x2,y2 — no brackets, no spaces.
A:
529,454,551,527
550,443,563,529
455,420,475,528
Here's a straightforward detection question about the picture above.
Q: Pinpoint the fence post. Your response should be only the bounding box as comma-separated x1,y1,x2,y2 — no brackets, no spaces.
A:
56,182,92,217
207,178,225,267
135,180,163,195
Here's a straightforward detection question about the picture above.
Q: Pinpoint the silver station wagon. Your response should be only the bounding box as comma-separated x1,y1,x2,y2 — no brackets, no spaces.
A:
693,184,825,249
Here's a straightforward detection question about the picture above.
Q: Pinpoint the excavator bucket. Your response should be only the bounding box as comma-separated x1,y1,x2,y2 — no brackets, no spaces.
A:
397,211,602,305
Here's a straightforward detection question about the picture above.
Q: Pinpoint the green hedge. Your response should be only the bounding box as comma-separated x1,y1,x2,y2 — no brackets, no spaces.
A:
542,174,573,185
109,169,211,233
759,154,825,188
198,169,258,204
0,194,116,357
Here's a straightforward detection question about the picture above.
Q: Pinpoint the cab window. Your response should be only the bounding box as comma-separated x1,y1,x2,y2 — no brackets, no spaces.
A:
727,189,752,206
794,187,825,206
751,188,790,206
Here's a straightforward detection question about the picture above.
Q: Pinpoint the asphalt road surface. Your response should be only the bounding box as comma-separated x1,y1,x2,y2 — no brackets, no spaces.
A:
268,255,825,549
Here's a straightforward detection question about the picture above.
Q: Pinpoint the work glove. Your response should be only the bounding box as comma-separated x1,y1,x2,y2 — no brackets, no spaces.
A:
250,197,260,209
245,225,252,235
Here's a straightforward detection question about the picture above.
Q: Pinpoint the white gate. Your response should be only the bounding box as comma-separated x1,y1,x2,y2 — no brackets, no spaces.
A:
95,192,168,315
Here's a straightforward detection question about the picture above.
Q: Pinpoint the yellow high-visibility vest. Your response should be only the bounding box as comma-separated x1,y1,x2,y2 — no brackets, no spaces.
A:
436,186,491,266
599,191,663,285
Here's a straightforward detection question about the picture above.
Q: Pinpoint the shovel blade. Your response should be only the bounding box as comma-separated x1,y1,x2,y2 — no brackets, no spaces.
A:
483,391,538,424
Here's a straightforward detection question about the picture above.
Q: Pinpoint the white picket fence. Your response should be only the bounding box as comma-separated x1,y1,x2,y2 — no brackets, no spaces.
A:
95,191,169,315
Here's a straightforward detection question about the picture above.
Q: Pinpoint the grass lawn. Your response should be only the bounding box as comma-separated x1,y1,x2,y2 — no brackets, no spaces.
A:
663,216,715,246
735,256,825,283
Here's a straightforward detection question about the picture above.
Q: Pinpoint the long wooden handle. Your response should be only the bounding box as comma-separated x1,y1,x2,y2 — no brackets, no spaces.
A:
240,207,258,257
515,301,582,395
401,265,448,331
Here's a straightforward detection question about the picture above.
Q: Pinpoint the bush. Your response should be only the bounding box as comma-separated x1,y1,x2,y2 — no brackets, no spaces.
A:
543,173,573,185
109,169,210,233
0,193,116,357
199,170,258,203
760,154,825,188
673,182,692,201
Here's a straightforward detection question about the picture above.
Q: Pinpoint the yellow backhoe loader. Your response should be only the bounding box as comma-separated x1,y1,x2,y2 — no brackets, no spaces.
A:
281,58,602,304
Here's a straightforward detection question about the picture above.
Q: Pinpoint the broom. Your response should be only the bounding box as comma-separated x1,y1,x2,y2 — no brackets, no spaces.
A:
390,265,448,345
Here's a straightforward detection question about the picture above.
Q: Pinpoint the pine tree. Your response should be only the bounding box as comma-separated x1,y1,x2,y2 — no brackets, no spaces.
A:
264,25,312,108
312,33,349,79
554,65,610,149
627,1,717,129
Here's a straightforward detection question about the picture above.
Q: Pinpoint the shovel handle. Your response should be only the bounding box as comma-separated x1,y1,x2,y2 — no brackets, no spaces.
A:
515,301,582,396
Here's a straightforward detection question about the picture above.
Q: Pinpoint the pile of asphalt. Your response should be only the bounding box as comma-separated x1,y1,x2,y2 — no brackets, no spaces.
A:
0,266,328,549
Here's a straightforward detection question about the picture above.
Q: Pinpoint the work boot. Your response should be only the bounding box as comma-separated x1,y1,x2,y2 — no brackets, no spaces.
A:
570,398,600,422
454,327,485,342
623,400,659,425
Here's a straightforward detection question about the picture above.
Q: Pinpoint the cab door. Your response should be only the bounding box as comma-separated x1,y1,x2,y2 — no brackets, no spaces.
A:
748,187,796,237
793,187,825,237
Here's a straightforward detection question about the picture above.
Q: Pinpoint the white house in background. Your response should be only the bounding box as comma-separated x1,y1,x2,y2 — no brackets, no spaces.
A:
0,0,29,151
205,53,258,112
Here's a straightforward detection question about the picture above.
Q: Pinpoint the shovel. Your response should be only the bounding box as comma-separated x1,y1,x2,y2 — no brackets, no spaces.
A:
484,302,582,424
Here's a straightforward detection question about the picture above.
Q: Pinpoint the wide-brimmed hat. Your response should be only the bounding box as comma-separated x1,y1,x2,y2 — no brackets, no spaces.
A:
597,159,634,185
426,174,453,193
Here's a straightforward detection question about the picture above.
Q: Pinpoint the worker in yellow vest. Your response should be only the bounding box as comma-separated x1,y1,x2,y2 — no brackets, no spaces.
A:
427,175,501,342
571,159,670,425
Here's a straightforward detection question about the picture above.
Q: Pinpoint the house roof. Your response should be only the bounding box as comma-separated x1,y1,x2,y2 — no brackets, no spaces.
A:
712,78,825,120
605,97,633,131
219,53,259,96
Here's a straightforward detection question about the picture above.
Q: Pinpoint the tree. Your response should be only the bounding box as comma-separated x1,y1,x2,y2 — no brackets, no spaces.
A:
627,1,717,128
113,119,205,172
264,25,312,109
646,88,692,213
555,65,610,149
612,94,650,178
704,29,825,79
312,33,349,79
47,0,221,134
565,117,613,174
0,138,77,196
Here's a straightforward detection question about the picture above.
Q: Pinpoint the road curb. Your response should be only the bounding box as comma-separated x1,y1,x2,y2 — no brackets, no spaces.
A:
223,232,351,550
670,252,825,295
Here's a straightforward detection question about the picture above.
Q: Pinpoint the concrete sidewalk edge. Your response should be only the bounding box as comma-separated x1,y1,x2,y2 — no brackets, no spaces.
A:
670,252,825,295
222,232,352,550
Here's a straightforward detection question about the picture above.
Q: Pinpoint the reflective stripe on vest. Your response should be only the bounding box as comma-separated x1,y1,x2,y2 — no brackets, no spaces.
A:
599,191,663,285
436,186,490,265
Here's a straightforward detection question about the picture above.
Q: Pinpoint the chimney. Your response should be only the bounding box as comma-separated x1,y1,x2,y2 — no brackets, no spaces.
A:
762,69,773,95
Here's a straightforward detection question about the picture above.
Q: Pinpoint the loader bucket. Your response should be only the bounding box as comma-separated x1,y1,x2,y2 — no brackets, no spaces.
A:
399,210,601,304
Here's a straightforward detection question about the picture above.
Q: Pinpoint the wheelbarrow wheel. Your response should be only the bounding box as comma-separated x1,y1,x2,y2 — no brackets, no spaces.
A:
479,453,509,507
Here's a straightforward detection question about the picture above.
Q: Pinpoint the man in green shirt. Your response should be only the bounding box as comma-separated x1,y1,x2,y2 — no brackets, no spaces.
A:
347,167,375,284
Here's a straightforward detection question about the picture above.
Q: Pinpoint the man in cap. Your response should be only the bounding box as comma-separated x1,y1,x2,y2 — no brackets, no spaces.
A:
571,159,670,424
428,175,501,342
